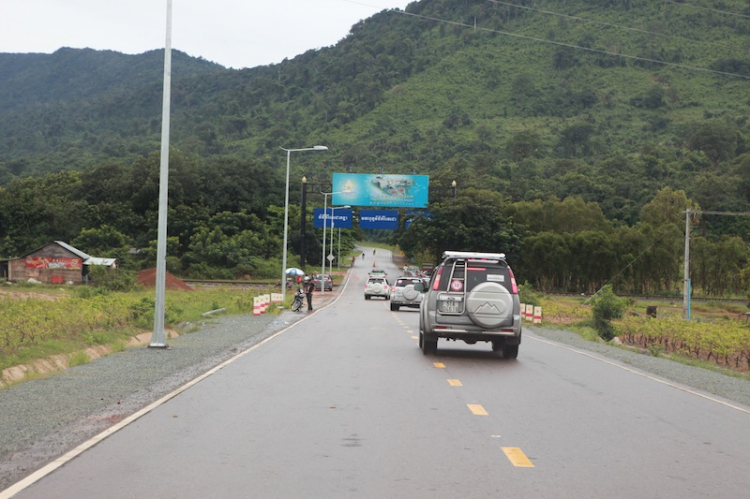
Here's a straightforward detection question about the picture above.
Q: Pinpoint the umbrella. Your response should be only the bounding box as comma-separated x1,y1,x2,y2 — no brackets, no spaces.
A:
285,268,305,276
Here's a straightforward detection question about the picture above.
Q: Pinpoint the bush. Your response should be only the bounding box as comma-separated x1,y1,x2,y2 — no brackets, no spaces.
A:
518,281,542,306
87,266,140,292
590,285,628,341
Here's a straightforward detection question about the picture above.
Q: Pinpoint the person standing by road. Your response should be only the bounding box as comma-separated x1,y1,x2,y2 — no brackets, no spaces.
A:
303,276,315,311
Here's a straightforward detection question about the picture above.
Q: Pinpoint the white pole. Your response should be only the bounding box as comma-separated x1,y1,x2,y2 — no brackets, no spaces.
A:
683,209,690,320
281,149,291,302
321,194,327,295
280,146,327,301
150,0,172,348
329,215,335,278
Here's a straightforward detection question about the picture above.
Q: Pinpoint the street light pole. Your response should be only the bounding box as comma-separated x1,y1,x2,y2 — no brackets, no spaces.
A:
300,176,307,268
150,0,172,349
320,192,350,295
280,146,327,303
328,206,350,277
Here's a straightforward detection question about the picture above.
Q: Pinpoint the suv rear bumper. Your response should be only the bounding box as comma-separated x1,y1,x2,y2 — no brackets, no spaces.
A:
429,327,520,342
391,299,420,307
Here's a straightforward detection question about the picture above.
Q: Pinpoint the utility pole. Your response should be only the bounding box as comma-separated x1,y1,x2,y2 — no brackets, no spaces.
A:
683,209,750,320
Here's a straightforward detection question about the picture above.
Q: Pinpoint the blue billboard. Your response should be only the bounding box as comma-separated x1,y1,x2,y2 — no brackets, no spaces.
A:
313,208,352,229
359,210,399,230
332,173,429,208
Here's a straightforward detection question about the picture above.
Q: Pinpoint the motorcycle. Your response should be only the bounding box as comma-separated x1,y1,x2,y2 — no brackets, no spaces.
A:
291,288,306,312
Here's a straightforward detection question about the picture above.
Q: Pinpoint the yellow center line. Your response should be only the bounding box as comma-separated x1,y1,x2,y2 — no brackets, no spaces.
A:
502,447,535,468
447,379,462,387
411,336,419,340
467,404,488,416
433,362,445,368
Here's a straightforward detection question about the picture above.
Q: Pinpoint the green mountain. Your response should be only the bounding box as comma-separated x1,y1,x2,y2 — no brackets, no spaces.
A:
0,0,749,288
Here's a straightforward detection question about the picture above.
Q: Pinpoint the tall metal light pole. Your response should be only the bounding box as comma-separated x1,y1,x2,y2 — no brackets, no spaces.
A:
329,206,351,277
683,208,691,320
320,191,350,295
150,0,172,349
280,146,327,303
300,176,308,268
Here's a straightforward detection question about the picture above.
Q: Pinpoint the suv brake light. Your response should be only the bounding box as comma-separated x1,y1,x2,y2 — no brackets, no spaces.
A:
432,266,443,291
509,268,518,294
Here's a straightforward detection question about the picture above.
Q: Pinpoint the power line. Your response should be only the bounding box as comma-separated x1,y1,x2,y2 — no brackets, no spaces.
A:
344,0,750,79
661,0,750,20
488,0,739,51
394,8,750,79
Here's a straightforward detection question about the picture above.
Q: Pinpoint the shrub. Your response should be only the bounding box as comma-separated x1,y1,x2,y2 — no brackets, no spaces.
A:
87,266,140,292
590,285,628,341
518,281,542,306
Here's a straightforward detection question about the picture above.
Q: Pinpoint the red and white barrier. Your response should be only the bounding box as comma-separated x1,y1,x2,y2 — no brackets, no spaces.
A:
533,306,542,325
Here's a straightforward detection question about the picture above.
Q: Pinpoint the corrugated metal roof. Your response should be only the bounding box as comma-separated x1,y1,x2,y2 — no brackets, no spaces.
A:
54,241,90,260
84,257,117,267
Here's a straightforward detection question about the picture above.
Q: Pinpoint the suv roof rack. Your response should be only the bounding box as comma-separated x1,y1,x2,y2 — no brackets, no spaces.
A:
442,251,506,260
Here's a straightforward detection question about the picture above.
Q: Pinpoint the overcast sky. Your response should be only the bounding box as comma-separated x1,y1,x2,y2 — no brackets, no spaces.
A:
1,0,413,69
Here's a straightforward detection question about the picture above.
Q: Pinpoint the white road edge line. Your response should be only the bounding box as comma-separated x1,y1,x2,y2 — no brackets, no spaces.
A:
0,272,353,499
528,334,750,415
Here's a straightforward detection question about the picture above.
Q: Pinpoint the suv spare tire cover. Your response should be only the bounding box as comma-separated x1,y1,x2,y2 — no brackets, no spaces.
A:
371,282,383,293
465,282,512,328
402,284,419,301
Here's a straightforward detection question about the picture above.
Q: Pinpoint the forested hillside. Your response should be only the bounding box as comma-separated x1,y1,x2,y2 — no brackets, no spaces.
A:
1,0,749,297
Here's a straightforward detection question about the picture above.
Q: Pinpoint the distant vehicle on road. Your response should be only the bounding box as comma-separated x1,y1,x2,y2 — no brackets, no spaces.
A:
313,274,333,291
390,276,426,311
368,269,387,278
364,276,391,300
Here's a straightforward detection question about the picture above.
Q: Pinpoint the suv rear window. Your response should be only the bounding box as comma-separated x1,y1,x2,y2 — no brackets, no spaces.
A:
435,259,511,293
395,278,423,287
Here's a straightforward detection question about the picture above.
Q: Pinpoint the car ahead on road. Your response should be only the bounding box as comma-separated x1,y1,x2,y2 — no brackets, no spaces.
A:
368,269,387,278
419,251,521,358
364,276,391,300
313,274,333,291
390,276,426,311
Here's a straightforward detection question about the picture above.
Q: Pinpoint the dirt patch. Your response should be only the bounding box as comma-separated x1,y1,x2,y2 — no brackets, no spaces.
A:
0,288,62,301
137,269,193,291
0,330,178,388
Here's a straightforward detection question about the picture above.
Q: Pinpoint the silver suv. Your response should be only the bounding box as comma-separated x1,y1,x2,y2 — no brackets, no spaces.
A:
390,276,426,311
419,251,521,358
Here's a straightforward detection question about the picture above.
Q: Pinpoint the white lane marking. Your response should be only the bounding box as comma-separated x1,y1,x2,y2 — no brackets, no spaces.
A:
528,334,750,415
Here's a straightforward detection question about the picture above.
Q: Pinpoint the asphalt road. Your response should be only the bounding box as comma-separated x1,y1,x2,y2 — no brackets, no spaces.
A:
10,249,750,498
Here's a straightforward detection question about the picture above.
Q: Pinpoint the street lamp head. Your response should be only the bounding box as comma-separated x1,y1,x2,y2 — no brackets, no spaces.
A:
280,145,329,153
302,176,307,184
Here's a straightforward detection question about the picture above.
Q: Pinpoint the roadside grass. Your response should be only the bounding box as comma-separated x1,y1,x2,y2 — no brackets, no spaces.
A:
537,294,750,375
664,352,750,381
0,285,282,376
67,351,91,368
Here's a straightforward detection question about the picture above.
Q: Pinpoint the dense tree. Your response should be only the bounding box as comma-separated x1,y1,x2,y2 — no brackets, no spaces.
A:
397,188,519,266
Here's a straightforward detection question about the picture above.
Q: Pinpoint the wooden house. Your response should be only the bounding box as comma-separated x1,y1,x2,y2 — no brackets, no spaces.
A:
5,241,115,284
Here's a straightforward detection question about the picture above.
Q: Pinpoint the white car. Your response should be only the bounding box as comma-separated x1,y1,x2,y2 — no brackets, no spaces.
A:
364,276,391,300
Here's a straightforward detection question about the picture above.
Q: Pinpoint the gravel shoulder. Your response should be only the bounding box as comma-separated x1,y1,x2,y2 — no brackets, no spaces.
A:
2,290,749,491
528,325,750,409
